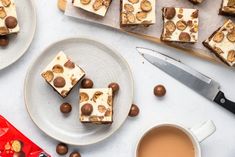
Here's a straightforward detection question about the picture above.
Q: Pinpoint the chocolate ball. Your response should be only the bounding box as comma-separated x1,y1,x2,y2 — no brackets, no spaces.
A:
81,78,93,88
165,7,176,20
108,82,119,93
56,143,68,155
129,104,139,117
154,85,166,97
81,103,93,116
13,152,25,157
60,103,72,113
5,16,18,29
53,77,66,88
70,151,81,157
0,35,9,47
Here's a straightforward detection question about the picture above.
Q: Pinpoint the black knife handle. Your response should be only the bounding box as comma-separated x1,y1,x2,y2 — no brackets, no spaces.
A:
214,91,235,114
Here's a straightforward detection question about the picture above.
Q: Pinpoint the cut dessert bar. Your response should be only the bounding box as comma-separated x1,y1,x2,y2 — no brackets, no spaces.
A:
72,0,112,16
0,0,20,35
41,51,85,98
161,7,199,43
120,0,155,26
79,88,113,124
203,20,235,66
219,0,235,16
189,0,204,4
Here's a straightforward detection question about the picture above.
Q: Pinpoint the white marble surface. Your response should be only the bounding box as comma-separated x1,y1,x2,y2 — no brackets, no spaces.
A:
0,0,235,156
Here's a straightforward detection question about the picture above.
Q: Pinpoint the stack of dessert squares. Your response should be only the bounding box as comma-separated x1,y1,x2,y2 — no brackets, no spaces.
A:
41,51,115,124
71,0,235,67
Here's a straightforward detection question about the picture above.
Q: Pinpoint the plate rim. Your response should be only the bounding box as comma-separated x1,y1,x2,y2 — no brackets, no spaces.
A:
0,0,37,70
24,37,134,146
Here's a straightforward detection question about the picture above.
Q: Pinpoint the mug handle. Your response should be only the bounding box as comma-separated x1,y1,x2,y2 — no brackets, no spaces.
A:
190,120,216,143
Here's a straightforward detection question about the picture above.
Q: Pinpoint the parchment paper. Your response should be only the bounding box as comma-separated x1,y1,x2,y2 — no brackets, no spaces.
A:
65,0,234,61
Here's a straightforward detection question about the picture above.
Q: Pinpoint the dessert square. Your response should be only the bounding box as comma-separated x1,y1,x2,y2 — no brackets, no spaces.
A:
203,20,235,66
0,0,20,35
189,0,204,4
120,0,155,26
79,88,113,124
72,0,112,17
219,0,235,16
41,51,85,98
161,7,199,43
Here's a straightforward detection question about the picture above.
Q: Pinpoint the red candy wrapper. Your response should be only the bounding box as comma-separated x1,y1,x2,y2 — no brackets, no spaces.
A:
0,115,50,157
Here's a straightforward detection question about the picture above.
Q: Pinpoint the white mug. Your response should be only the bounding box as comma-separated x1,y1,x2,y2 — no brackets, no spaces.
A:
136,120,216,157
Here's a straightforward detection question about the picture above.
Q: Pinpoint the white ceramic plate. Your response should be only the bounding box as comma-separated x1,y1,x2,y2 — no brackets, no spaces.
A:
0,0,36,70
24,38,134,145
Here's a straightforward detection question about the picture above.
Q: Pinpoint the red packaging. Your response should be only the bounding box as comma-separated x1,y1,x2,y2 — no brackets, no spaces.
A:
0,115,50,157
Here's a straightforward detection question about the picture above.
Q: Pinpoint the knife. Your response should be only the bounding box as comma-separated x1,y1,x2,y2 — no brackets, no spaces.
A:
137,47,235,114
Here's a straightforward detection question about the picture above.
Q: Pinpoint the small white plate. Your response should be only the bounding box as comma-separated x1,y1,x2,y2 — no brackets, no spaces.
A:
24,37,134,145
0,0,36,70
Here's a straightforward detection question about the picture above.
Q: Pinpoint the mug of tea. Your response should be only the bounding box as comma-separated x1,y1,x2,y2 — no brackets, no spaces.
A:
136,120,216,157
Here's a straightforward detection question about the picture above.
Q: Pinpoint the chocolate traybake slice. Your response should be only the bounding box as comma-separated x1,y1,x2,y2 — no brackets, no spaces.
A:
203,19,235,66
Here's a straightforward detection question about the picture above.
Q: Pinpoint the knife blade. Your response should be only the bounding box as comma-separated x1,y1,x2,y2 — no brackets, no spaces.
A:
137,47,235,114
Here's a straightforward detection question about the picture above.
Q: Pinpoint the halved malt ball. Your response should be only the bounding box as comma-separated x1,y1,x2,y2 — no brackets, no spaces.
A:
107,96,112,106
80,92,89,103
12,140,22,153
191,10,198,18
0,7,6,19
214,46,224,54
103,0,111,7
176,20,187,31
93,0,102,11
179,32,191,42
98,105,107,113
1,0,11,7
124,3,134,12
128,0,139,4
0,27,9,35
213,32,224,43
140,0,152,12
92,91,103,102
121,12,128,24
136,11,147,21
227,31,235,42
165,21,176,32
42,71,54,82
227,50,235,62
164,7,176,20
127,12,135,23
80,0,91,5
52,64,64,73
